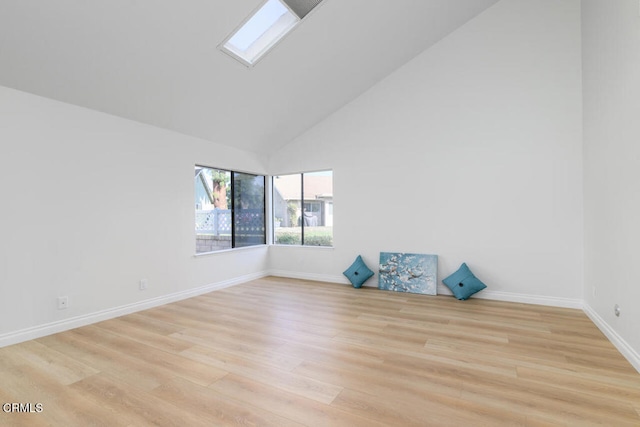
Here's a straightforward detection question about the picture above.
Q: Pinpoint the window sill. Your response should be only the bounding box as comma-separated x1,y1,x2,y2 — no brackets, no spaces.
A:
194,244,268,257
270,244,334,250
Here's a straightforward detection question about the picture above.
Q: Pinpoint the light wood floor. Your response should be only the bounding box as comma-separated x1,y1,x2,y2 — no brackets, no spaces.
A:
1,277,639,426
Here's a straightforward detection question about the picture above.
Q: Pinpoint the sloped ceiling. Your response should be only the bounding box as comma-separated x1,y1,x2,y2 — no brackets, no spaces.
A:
0,0,499,154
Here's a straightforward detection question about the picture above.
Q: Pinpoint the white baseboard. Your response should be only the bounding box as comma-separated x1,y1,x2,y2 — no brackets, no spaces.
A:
583,304,640,373
269,271,583,309
267,269,349,285
269,272,637,373
435,284,583,309
471,289,583,309
4,270,637,375
0,271,268,349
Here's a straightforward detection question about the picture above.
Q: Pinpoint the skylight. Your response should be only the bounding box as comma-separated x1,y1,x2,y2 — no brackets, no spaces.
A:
220,0,324,67
221,0,298,66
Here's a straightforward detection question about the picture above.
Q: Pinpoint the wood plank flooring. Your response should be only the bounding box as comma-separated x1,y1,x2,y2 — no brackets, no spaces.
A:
1,276,639,426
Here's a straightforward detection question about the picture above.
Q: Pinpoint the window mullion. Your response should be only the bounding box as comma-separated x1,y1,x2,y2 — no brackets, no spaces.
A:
300,173,304,246
231,172,236,248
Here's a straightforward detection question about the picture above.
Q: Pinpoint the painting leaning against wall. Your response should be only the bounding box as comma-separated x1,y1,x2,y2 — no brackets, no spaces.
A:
378,252,438,295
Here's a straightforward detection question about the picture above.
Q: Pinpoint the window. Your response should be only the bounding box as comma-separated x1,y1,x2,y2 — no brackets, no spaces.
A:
220,0,325,67
195,166,265,253
233,172,266,248
273,170,333,246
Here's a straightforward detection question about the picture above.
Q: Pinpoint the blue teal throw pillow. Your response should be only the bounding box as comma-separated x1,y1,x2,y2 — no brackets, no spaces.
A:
343,255,374,288
442,263,487,300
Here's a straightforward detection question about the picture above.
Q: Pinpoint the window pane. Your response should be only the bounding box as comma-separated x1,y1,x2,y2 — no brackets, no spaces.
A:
272,171,333,247
233,172,266,247
303,171,333,246
273,174,302,245
195,167,231,253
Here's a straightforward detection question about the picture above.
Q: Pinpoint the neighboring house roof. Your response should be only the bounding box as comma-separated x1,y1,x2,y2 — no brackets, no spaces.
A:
195,168,214,205
274,175,333,201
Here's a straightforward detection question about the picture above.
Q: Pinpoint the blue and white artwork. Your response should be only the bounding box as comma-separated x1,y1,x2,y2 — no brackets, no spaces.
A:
378,252,438,295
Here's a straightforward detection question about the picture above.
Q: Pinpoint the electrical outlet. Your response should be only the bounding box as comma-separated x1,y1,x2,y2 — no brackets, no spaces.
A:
57,296,69,310
614,304,621,317
139,279,148,291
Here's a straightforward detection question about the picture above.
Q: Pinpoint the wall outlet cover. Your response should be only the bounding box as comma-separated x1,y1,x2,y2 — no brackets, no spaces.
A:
57,296,69,309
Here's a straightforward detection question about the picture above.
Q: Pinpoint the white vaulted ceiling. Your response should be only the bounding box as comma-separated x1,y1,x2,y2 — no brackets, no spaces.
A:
0,0,499,154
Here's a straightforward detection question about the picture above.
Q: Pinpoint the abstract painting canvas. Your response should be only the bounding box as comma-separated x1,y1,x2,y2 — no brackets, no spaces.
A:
378,252,438,295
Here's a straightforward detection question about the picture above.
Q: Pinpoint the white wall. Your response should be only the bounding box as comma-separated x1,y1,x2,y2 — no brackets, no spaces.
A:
0,86,269,345
582,0,640,370
269,0,584,306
